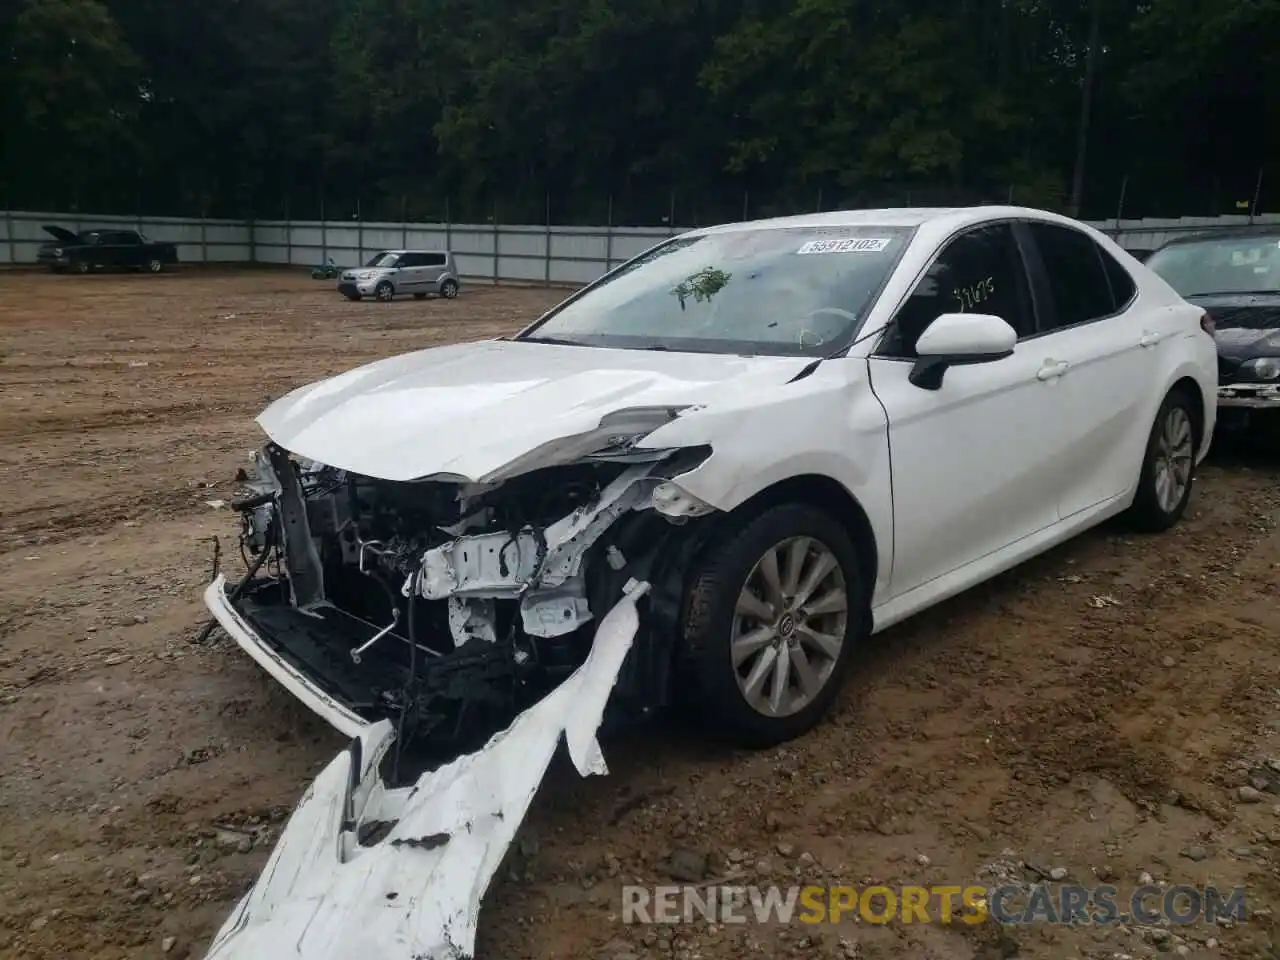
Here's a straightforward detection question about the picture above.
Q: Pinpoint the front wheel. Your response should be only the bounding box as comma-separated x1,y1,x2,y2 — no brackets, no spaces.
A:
440,279,459,299
147,258,163,273
75,260,90,274
678,503,864,747
1126,388,1198,532
374,281,395,302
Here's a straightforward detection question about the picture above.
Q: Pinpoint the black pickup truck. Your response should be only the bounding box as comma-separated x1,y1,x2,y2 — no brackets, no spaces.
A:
37,225,180,274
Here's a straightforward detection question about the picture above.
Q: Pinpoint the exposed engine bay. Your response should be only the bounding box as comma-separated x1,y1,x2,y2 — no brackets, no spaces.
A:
216,439,717,766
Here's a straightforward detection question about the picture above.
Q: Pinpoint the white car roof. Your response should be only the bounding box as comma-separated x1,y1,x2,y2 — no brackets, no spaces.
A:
694,205,1093,239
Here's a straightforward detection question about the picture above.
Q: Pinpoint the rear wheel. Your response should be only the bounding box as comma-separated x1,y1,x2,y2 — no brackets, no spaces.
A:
374,281,395,302
440,278,459,299
147,258,163,273
1126,387,1198,532
75,260,90,274
678,503,863,747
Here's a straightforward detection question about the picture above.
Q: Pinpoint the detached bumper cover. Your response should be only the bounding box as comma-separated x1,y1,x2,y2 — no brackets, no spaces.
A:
202,579,649,960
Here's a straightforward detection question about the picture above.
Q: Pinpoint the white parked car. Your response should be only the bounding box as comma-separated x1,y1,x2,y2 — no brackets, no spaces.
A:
201,206,1217,960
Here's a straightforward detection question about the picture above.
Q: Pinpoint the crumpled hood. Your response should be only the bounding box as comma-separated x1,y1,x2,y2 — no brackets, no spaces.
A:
257,339,809,481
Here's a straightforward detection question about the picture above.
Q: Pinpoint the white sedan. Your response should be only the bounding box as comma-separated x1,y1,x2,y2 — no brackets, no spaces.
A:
201,205,1216,960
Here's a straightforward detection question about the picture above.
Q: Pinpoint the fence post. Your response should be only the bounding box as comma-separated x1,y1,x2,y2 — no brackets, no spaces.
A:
1114,175,1129,232
668,190,676,235
285,199,292,266
742,190,748,222
544,192,552,287
1251,168,1264,223
445,196,452,258
605,195,614,272
492,199,499,285
3,181,14,265
320,194,327,264
816,187,822,213
356,196,364,265
201,201,208,264
401,195,408,250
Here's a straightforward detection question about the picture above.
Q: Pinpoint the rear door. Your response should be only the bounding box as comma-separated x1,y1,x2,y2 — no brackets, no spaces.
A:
869,221,1069,598
111,231,144,267
1016,220,1163,518
420,252,447,288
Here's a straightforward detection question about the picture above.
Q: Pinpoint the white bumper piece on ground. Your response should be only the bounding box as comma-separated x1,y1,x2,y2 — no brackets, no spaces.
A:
201,578,649,960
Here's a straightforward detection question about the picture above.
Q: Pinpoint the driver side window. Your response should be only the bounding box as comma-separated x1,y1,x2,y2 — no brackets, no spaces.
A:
878,223,1033,359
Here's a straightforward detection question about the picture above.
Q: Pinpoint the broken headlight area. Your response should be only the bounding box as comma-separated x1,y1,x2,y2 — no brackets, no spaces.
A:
213,441,715,765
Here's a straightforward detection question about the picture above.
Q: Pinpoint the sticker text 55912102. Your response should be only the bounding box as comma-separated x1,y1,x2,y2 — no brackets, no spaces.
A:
796,238,891,255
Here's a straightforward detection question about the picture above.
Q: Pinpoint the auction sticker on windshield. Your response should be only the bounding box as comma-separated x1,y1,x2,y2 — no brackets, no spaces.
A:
797,238,891,254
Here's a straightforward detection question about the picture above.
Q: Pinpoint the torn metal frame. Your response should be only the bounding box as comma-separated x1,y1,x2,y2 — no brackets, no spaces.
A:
205,433,718,756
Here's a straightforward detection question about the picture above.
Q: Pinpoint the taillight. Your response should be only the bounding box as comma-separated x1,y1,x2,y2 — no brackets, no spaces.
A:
1200,310,1215,335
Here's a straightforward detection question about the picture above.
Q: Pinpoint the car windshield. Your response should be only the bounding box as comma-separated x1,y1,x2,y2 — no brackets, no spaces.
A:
518,225,915,356
365,252,399,267
1146,236,1280,296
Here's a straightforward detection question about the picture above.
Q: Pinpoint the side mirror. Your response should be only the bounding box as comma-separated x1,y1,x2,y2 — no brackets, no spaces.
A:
909,312,1017,390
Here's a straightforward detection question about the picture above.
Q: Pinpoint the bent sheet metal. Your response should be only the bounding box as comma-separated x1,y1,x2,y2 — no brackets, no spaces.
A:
203,579,649,960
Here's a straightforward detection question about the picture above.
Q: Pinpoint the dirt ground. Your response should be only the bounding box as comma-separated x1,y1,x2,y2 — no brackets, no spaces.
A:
1,267,1278,960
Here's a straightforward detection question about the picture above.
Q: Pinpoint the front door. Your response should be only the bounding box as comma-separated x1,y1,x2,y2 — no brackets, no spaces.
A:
868,221,1068,598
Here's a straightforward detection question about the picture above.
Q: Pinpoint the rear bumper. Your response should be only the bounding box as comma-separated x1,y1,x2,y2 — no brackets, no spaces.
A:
203,575,370,738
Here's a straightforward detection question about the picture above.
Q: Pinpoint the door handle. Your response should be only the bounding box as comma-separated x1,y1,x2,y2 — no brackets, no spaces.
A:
1139,331,1163,348
1036,360,1070,381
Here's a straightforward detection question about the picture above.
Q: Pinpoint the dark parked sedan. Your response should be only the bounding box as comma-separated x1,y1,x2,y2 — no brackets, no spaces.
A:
36,225,179,273
1146,230,1280,432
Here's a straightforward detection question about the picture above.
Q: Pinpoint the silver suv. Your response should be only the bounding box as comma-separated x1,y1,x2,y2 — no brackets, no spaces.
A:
338,250,460,302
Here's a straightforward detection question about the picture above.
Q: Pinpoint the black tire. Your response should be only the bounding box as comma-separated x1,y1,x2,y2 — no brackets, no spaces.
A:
147,258,163,273
374,281,395,302
678,502,864,748
440,278,459,299
413,292,427,300
343,293,362,301
1126,387,1199,533
75,260,90,274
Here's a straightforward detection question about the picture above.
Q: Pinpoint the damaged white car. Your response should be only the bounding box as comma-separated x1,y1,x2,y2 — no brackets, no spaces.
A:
201,206,1217,958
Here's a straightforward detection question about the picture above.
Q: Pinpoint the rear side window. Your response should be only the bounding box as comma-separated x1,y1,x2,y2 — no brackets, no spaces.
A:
421,252,447,266
1027,223,1117,330
1100,248,1137,307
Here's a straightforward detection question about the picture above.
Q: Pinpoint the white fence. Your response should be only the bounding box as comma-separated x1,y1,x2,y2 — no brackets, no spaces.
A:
4,208,1279,285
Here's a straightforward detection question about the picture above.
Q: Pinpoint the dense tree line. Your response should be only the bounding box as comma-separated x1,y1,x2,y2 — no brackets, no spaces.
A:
1,0,1275,224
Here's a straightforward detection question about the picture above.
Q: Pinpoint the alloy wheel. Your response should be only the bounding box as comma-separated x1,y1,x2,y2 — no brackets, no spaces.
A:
1153,406,1193,512
731,535,848,717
